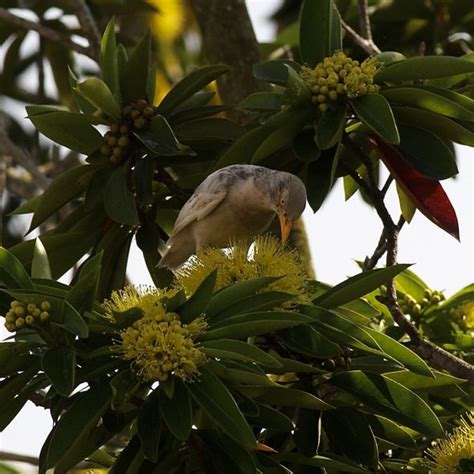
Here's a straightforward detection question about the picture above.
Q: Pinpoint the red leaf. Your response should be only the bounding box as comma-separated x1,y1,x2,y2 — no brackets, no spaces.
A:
368,135,460,240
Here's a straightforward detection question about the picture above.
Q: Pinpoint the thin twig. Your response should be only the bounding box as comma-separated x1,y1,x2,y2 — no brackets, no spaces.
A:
341,19,381,55
67,0,101,63
0,451,38,466
0,157,6,247
357,0,373,41
380,175,393,197
0,8,93,59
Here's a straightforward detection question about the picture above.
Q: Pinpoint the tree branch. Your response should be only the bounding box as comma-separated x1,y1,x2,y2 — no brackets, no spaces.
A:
0,8,94,59
341,19,381,55
66,0,101,63
357,0,373,41
0,451,38,466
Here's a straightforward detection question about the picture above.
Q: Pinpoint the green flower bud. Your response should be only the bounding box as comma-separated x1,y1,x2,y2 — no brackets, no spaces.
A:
317,94,327,103
328,90,338,101
320,85,329,95
27,304,36,313
118,136,130,148
107,135,118,147
5,311,16,323
5,322,16,333
131,109,141,119
137,99,148,110
40,312,49,322
143,106,154,118
100,144,111,156
14,306,25,317
122,106,133,117
323,359,336,370
119,124,129,135
318,103,329,113
25,315,35,326
41,301,51,311
32,308,41,319
110,123,120,134
10,300,23,308
15,318,25,329
134,118,146,129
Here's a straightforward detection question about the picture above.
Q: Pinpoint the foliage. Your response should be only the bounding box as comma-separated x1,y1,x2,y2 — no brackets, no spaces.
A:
0,1,473,473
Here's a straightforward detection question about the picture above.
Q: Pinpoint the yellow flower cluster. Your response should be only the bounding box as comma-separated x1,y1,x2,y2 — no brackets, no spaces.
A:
300,51,380,112
176,235,310,307
105,285,207,382
3,300,50,333
424,412,474,474
451,301,474,330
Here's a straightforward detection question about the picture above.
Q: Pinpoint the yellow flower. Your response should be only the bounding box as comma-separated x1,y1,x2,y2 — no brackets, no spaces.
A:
424,412,474,473
463,302,474,329
106,285,207,382
176,234,311,307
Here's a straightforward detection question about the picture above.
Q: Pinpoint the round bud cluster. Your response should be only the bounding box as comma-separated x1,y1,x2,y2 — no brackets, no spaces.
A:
399,288,445,316
100,98,155,164
321,350,352,372
450,307,468,330
4,300,51,333
300,51,380,113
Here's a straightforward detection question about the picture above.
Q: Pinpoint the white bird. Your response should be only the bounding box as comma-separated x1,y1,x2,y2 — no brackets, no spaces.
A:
159,164,307,269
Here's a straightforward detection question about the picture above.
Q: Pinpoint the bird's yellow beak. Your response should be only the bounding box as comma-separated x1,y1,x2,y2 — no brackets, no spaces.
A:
278,212,292,243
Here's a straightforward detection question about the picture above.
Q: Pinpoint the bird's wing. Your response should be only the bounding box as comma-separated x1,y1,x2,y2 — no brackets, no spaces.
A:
171,180,228,236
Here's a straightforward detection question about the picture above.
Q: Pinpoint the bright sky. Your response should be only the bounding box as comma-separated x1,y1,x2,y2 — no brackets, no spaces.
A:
0,0,473,464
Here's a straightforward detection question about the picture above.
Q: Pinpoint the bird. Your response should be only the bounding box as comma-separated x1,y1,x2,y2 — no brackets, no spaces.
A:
158,164,307,269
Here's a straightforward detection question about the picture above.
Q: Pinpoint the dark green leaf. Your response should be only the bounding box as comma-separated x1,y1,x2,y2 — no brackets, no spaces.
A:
304,148,335,212
367,414,417,450
120,31,151,103
315,106,346,150
278,453,365,473
281,325,343,358
384,370,465,391
0,247,33,289
159,380,192,440
208,360,275,387
42,346,76,396
100,18,120,101
253,59,301,86
330,371,443,437
135,114,193,156
299,0,342,67
239,92,283,112
179,270,216,323
186,366,256,447
313,264,411,308
104,164,139,226
137,389,161,462
351,94,400,144
175,117,244,143
397,125,457,180
248,403,294,432
26,107,103,154
157,65,230,116
284,66,311,107
375,56,474,83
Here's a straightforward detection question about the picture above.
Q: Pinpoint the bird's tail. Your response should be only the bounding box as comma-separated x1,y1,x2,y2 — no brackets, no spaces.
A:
158,233,195,270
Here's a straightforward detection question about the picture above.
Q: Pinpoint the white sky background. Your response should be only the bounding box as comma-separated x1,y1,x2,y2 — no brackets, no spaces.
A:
0,0,473,462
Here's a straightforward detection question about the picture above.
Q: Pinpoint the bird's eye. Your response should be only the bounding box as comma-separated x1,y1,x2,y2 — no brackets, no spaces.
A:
280,199,285,205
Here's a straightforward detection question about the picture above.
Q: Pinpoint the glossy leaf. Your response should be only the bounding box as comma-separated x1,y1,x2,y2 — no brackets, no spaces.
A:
396,184,416,223
384,370,466,391
42,346,76,396
367,414,417,450
376,56,474,83
284,65,311,107
299,0,342,67
137,389,161,462
351,94,400,144
157,65,230,115
330,371,443,437
369,134,459,240
253,59,301,86
104,164,139,226
248,403,294,432
313,264,411,308
397,125,457,180
179,270,216,323
186,366,256,447
0,247,33,289
239,92,283,111
381,86,474,122
279,453,365,473
281,325,343,358
75,77,121,120
26,107,103,155
159,380,192,440
305,148,335,212
31,238,52,279
174,117,244,142
201,339,283,368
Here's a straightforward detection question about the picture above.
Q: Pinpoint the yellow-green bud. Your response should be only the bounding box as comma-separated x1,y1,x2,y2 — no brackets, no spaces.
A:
15,318,25,329
328,90,338,101
5,311,16,323
40,312,49,322
312,85,320,94
110,123,120,134
131,109,141,119
134,118,146,129
107,135,118,147
14,306,25,317
10,300,23,308
336,84,346,95
5,322,16,332
320,86,329,95
318,103,329,113
431,294,442,304
118,136,130,147
25,315,35,326
143,106,154,118
421,298,429,306
32,308,41,318
27,304,36,313
317,94,327,103
137,99,148,109
119,125,129,135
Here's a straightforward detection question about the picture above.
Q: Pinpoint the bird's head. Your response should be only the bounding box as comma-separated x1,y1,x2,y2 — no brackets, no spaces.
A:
274,173,307,243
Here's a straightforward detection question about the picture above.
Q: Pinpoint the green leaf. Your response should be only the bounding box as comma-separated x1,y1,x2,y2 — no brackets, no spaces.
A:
158,380,192,441
240,386,332,410
381,86,474,122
350,94,400,144
9,194,41,216
384,370,466,391
45,384,112,470
202,311,313,341
201,340,283,368
120,31,151,103
253,59,301,86
0,342,40,377
304,148,335,212
375,56,474,83
214,126,275,169
175,118,244,143
146,61,158,104
397,125,457,180
31,238,52,279
239,92,282,112
397,184,416,223
206,276,282,318
186,366,256,447
179,270,216,323
248,403,294,432
110,369,141,411
100,18,120,101
42,346,76,396
299,0,342,67
135,114,193,156
104,163,139,226
157,65,231,116
313,264,411,308
330,371,443,437
26,107,103,154
137,389,161,462
30,164,97,231
75,77,121,120
367,414,417,450
208,360,275,387
393,106,474,147
315,106,346,150
284,66,311,107
0,247,33,289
